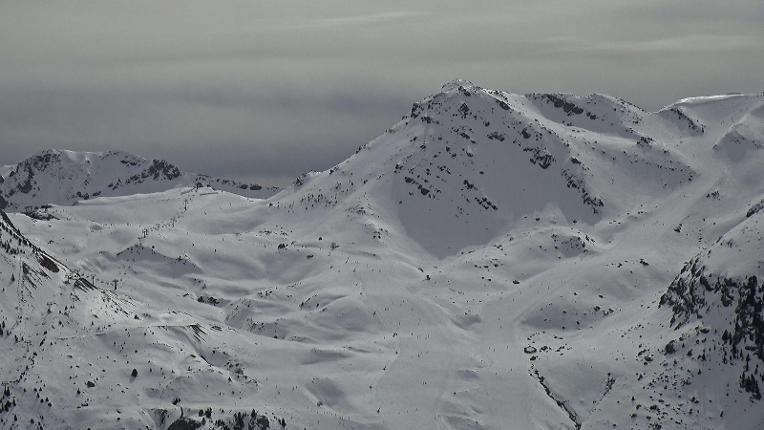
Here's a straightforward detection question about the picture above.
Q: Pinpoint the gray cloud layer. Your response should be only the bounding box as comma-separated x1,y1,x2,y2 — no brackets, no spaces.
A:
1,0,762,183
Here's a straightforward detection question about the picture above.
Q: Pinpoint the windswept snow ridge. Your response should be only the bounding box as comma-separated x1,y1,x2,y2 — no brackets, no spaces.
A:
1,81,763,430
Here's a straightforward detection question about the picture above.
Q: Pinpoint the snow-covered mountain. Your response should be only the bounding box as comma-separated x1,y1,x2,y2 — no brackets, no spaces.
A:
276,79,699,257
1,80,763,430
0,149,279,211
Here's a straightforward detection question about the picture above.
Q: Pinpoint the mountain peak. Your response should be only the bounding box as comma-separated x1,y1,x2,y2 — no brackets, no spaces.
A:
440,78,479,92
0,149,278,210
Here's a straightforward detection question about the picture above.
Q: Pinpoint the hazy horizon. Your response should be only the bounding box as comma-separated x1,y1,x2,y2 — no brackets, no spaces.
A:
1,0,762,185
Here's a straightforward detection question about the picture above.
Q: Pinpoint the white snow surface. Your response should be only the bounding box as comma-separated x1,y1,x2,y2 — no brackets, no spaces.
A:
0,149,279,211
1,80,764,430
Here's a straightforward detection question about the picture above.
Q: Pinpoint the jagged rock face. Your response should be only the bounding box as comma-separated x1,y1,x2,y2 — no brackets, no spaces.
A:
0,149,278,211
660,210,764,400
663,272,764,399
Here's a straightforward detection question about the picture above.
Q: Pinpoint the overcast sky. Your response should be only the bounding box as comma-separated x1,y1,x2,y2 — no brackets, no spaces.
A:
1,0,762,184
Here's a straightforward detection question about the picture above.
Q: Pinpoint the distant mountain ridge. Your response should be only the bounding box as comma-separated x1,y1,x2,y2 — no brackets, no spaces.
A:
0,149,279,210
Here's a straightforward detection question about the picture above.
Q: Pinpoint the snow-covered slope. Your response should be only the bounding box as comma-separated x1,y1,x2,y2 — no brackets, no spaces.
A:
272,79,696,257
0,149,279,211
1,81,763,430
0,209,287,429
660,208,764,401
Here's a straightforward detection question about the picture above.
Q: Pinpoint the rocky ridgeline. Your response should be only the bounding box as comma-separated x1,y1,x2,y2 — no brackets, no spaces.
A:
660,211,764,400
0,149,278,210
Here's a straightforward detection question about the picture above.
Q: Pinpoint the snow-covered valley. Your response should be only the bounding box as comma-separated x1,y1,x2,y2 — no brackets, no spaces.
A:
1,80,763,430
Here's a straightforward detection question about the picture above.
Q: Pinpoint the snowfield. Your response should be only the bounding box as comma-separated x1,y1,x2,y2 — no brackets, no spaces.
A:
1,80,763,429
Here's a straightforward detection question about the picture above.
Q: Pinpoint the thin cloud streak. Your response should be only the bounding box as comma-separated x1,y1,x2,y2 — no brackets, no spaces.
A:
545,34,764,56
306,11,427,28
